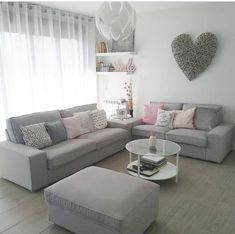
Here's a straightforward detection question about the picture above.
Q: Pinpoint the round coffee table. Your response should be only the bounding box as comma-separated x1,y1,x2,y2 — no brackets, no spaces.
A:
125,139,181,183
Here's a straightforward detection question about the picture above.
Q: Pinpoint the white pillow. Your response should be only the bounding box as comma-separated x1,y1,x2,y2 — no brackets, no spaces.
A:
155,109,175,128
73,111,95,134
91,109,107,130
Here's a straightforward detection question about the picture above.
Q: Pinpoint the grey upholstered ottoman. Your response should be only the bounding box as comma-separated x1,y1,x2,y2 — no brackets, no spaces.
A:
44,166,159,234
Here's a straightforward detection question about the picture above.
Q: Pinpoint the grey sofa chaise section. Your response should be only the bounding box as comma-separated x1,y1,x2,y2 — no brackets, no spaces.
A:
133,102,235,163
0,104,131,192
44,166,159,234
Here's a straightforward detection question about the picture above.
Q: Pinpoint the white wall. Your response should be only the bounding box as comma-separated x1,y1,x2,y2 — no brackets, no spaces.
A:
134,2,235,123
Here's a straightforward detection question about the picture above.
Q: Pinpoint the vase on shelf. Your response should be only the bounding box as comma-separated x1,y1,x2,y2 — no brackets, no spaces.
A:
127,98,133,117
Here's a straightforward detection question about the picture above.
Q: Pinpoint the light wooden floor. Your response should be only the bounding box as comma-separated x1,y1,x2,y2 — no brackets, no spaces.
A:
1,150,235,234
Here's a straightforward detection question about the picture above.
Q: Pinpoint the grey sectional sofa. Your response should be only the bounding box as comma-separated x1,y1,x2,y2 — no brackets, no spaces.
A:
132,102,235,163
0,104,129,191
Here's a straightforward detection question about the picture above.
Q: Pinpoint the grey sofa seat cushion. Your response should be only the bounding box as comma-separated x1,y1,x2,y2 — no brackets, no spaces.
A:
60,103,97,118
44,166,159,232
44,139,96,169
150,102,183,111
166,129,208,147
6,110,62,144
183,103,223,131
132,125,170,139
79,128,128,149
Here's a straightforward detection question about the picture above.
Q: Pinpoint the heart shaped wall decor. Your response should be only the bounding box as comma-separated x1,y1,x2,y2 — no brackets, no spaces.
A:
171,33,217,81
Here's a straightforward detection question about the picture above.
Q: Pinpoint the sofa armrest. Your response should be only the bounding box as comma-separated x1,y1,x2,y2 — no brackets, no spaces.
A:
206,123,235,163
0,141,48,191
108,117,142,130
108,117,142,141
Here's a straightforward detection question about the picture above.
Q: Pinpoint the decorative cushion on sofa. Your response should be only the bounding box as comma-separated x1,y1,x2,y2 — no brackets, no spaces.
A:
20,123,52,149
166,129,208,147
173,108,196,129
143,104,163,124
91,109,107,130
74,111,95,133
62,115,82,139
132,125,170,139
45,120,67,144
156,109,175,128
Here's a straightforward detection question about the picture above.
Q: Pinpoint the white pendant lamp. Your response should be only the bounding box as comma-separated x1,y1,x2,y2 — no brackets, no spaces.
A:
95,2,136,41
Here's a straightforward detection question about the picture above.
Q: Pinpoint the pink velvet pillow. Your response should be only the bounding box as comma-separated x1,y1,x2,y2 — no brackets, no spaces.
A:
62,115,82,139
143,104,163,124
173,108,196,129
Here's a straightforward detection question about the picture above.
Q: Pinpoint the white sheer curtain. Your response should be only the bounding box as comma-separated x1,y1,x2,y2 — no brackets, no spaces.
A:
0,2,96,140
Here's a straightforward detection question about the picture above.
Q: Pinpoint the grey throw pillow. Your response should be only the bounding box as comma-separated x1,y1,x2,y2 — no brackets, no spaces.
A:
20,123,52,149
45,120,67,144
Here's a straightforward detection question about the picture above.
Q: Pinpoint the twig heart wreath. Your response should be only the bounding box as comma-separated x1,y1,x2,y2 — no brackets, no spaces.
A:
171,33,217,81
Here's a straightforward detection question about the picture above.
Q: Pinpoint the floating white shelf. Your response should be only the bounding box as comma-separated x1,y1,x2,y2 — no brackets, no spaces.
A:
96,72,134,75
96,52,137,57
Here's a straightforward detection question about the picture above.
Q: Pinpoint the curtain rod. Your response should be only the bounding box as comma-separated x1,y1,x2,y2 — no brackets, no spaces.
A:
3,2,95,21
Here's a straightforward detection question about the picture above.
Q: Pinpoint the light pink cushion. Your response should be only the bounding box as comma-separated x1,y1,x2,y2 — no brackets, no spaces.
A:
173,108,196,129
143,104,163,124
62,116,82,139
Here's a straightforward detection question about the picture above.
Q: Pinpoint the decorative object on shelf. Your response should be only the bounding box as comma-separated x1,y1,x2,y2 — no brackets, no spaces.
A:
97,42,107,53
124,80,133,117
113,58,136,74
171,32,217,81
95,2,136,41
148,131,157,152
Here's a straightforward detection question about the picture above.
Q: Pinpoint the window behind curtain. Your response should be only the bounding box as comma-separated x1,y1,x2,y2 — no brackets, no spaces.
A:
0,2,96,140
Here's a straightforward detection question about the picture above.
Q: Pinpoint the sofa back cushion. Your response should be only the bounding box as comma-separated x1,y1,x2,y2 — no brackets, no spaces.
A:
6,110,62,144
150,102,183,111
183,103,223,130
60,103,97,118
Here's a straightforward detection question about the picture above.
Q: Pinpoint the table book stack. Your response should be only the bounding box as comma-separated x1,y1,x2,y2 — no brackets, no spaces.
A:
127,155,167,177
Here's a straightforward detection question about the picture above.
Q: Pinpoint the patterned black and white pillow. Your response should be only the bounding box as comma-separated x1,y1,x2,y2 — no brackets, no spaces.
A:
156,109,175,128
91,109,107,130
20,123,52,149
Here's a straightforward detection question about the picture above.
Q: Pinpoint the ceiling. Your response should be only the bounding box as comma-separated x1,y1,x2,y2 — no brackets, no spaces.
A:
36,1,196,17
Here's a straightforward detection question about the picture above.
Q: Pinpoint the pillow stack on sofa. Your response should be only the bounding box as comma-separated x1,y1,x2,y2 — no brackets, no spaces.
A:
19,109,107,149
142,103,216,131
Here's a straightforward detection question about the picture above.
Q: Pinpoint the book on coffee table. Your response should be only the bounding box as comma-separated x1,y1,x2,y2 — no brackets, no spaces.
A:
127,161,159,177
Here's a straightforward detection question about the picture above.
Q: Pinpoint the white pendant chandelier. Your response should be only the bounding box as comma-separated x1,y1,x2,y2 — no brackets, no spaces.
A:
95,2,136,41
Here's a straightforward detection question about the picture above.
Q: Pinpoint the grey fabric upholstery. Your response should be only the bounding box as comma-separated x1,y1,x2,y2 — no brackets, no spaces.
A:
0,141,48,191
44,139,97,169
60,103,97,118
206,123,235,163
108,117,142,141
45,121,67,144
44,166,159,234
6,110,62,144
183,103,223,130
48,139,126,184
150,101,183,110
79,128,128,149
166,129,208,147
132,125,170,139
